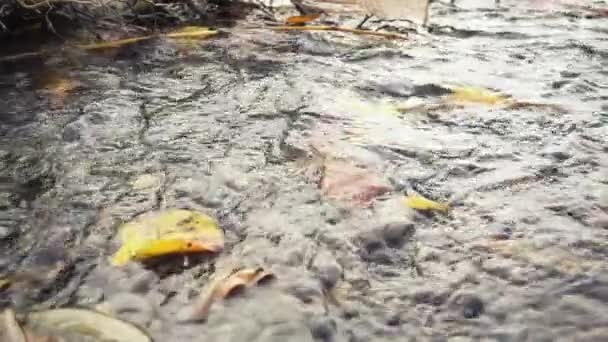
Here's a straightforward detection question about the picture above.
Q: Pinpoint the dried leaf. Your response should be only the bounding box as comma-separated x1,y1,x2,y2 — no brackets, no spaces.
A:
188,267,275,321
285,13,322,25
403,193,449,213
446,86,507,106
110,209,224,266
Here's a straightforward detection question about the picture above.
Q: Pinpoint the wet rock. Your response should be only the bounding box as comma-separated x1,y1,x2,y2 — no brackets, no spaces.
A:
62,123,81,142
312,251,343,290
381,222,415,248
104,292,156,327
75,285,104,305
309,316,337,342
356,231,385,254
127,271,159,294
486,222,514,240
540,145,571,161
289,282,324,304
449,293,484,319
384,312,401,327
0,225,16,240
591,213,608,229
363,249,395,265
340,305,359,320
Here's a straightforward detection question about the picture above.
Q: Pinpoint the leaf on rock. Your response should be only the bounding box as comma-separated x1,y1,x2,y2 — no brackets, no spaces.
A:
446,86,507,106
187,267,276,321
403,193,449,213
110,209,224,266
285,13,322,25
23,308,151,342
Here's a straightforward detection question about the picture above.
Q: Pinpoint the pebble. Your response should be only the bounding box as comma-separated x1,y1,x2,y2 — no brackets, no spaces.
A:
289,283,324,304
0,225,15,240
309,316,336,342
105,292,156,326
540,145,571,161
382,222,415,248
449,293,485,319
75,285,104,305
62,124,81,142
312,250,343,289
486,222,514,240
127,271,159,294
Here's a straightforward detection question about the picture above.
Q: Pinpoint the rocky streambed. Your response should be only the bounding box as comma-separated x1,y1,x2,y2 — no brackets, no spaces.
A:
1,0,607,341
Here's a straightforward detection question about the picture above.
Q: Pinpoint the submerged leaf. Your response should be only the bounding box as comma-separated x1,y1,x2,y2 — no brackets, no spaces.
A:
110,209,224,266
77,36,153,51
446,86,507,106
187,267,276,321
35,70,80,108
163,26,218,40
23,308,151,342
404,193,449,213
78,27,217,51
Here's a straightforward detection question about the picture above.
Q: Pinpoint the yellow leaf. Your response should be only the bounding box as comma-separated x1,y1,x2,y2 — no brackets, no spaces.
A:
285,13,322,25
77,27,217,51
110,209,224,266
446,86,506,106
403,193,449,213
163,26,218,40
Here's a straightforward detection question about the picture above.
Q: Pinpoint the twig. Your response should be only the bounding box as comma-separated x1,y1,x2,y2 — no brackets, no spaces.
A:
269,25,408,40
16,0,93,10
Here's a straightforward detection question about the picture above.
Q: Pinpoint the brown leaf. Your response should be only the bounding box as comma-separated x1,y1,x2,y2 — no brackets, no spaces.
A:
188,267,276,321
285,13,322,25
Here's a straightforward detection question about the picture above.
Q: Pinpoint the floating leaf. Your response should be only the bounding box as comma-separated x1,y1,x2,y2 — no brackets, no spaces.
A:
446,86,507,106
187,267,275,321
23,308,151,342
285,13,322,25
403,193,449,213
110,209,224,266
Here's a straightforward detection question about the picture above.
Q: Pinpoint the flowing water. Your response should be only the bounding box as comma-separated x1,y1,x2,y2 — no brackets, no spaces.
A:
1,0,607,340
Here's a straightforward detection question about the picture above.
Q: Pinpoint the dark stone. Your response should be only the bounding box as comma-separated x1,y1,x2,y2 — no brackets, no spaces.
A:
385,312,401,326
382,222,415,248
461,295,484,319
62,124,81,142
309,316,336,342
